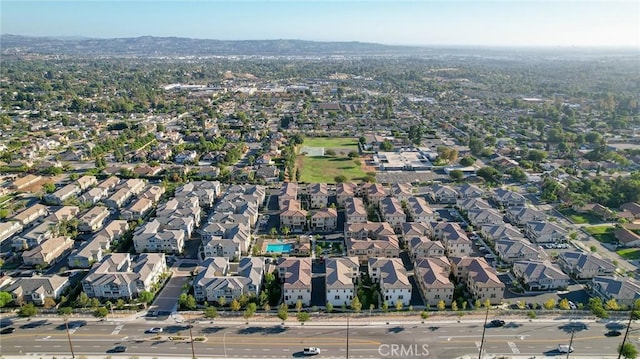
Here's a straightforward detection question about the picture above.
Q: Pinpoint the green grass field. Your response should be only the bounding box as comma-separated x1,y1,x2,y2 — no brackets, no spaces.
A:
559,209,601,225
302,137,359,150
297,156,367,183
585,225,617,244
617,248,640,260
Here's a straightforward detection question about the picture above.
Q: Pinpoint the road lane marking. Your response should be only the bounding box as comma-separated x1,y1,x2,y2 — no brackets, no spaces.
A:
111,324,124,335
507,341,520,354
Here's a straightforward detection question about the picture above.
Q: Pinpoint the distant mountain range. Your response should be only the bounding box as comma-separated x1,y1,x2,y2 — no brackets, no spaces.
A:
0,34,427,57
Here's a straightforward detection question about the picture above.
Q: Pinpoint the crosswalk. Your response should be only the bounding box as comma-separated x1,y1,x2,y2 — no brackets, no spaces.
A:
110,324,123,335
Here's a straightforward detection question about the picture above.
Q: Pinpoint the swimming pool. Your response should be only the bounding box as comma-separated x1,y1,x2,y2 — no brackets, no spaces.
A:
265,243,294,253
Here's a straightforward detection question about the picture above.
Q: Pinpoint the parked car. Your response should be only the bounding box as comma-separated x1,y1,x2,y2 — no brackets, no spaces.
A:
0,327,15,334
605,330,622,337
303,347,321,356
489,320,505,327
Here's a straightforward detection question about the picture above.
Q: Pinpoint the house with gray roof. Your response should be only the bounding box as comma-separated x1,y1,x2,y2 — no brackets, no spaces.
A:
493,188,526,207
428,184,458,204
1,275,70,305
513,260,569,291
495,239,540,264
457,183,484,199
82,253,166,299
480,223,525,242
344,197,367,224
405,197,436,223
466,208,504,227
557,252,617,280
379,197,406,231
525,221,567,243
457,197,492,212
591,276,640,307
506,206,546,226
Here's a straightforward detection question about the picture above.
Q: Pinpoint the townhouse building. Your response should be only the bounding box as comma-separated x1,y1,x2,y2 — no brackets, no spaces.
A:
82,253,166,299
368,257,411,307
278,257,312,306
325,257,359,307
414,257,454,306
78,206,110,232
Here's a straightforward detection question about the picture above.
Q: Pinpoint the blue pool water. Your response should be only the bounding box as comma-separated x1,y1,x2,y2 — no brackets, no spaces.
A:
266,243,294,253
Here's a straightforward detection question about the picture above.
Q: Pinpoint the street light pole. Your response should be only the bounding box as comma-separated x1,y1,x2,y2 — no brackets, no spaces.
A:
346,313,350,359
617,311,635,359
64,317,76,359
188,318,196,359
477,307,489,359
566,330,575,359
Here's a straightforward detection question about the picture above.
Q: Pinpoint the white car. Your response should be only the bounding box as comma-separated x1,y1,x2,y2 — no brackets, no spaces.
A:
303,347,321,355
146,327,163,334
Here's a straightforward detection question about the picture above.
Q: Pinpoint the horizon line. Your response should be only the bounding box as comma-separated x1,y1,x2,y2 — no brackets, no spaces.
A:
3,33,640,50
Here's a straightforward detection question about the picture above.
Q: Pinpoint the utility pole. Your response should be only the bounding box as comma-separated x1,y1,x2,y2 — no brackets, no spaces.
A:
346,313,350,359
188,318,196,359
64,317,75,359
566,330,575,359
478,307,489,359
617,311,635,359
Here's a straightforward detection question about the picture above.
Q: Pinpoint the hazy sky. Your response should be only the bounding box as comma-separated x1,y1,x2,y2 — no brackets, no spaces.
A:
2,0,638,47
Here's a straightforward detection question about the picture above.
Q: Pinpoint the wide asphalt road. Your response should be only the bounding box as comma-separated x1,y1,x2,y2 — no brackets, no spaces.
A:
0,318,634,358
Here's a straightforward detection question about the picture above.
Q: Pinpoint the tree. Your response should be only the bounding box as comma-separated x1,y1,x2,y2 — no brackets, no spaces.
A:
474,299,482,310
334,175,347,183
277,303,288,321
0,292,12,307
58,306,73,316
483,299,491,309
243,309,254,321
230,299,241,311
76,291,90,308
605,298,620,310
297,311,311,323
204,306,218,319
421,311,429,320
451,301,458,311
295,299,303,312
437,300,446,311
477,166,500,184
379,140,393,151
382,301,389,313
43,297,57,309
325,302,333,313
139,291,154,304
469,137,484,156
449,170,464,182
94,307,109,318
19,303,38,317
543,299,556,310
351,296,362,313
558,298,570,310
395,300,403,312
619,343,638,359
179,293,197,310
460,157,475,166
43,182,56,193
269,227,278,239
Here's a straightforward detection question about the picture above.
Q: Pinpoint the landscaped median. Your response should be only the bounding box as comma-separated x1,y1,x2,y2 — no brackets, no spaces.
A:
144,335,207,342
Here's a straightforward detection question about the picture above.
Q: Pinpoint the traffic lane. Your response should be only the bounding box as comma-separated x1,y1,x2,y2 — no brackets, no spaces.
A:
2,327,627,359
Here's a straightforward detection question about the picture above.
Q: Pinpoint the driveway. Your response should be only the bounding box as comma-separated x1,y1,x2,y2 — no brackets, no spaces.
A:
147,260,195,315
